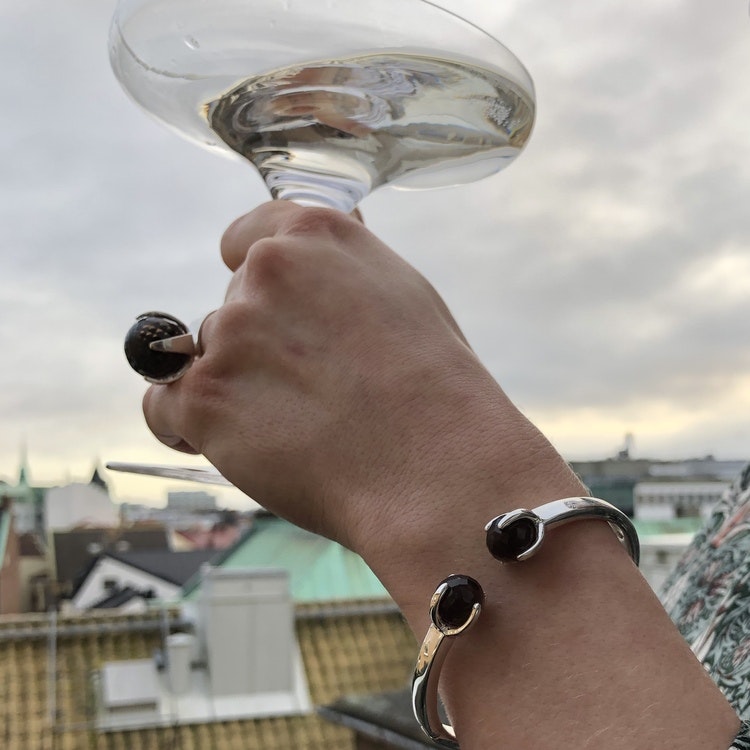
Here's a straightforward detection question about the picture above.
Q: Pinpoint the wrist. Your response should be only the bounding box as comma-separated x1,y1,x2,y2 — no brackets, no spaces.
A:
347,417,590,625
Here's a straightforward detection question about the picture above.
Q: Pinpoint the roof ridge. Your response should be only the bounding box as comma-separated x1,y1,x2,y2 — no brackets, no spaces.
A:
105,548,220,586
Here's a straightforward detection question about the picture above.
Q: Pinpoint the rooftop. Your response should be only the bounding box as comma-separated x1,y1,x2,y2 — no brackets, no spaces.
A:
184,514,390,603
106,548,220,587
0,602,416,749
53,527,170,591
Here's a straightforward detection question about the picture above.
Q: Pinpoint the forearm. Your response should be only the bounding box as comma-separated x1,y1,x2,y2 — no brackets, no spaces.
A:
143,204,742,749
359,447,740,749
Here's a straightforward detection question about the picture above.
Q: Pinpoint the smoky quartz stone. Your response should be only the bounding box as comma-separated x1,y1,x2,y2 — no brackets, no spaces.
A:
124,311,191,383
486,516,539,562
435,574,484,630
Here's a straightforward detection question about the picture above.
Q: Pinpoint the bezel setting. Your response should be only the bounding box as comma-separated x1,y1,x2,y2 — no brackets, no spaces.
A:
484,508,545,562
429,574,484,635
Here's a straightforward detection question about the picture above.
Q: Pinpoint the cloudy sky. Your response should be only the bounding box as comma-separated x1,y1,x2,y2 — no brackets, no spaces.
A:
2,0,750,507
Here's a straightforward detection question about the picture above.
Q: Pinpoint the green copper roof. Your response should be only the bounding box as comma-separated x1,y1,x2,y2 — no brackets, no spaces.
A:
183,515,390,603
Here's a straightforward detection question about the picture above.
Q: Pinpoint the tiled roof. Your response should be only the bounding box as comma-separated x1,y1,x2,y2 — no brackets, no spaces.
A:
183,515,390,603
0,601,417,750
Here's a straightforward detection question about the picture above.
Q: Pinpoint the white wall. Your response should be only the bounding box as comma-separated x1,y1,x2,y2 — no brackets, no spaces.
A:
13,500,38,535
639,535,694,593
199,568,295,697
634,481,728,522
45,483,118,531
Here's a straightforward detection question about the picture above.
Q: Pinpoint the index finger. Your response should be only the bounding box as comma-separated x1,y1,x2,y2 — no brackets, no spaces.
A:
220,201,299,271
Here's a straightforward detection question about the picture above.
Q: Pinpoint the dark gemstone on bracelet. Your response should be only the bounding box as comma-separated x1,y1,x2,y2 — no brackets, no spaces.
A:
436,575,484,629
486,517,538,562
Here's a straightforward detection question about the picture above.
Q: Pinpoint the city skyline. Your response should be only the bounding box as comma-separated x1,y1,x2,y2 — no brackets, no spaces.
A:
1,437,746,510
2,1,750,506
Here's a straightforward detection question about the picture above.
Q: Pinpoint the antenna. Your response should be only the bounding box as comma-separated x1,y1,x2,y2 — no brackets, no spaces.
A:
617,432,634,460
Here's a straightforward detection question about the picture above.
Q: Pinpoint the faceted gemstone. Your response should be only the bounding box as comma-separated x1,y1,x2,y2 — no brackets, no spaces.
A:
436,575,483,629
486,516,538,562
124,312,191,382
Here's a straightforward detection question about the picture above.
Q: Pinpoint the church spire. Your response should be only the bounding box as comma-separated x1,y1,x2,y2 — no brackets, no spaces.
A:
17,443,29,486
90,461,108,492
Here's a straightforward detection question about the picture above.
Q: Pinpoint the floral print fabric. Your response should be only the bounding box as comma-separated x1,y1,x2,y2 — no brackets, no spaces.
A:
731,720,750,749
659,464,750,747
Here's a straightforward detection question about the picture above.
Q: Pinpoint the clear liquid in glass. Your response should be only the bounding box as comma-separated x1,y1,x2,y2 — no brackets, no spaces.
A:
205,52,535,210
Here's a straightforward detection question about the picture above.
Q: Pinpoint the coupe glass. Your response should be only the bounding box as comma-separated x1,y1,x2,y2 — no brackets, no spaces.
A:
109,0,534,212
108,0,536,485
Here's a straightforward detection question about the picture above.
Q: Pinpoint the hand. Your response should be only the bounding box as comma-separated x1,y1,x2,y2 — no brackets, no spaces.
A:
142,201,582,558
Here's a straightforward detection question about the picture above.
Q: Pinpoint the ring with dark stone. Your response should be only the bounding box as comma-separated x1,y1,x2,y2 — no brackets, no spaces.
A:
124,311,193,384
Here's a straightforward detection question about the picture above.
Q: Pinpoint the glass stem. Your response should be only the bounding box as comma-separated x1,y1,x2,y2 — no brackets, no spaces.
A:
263,169,369,214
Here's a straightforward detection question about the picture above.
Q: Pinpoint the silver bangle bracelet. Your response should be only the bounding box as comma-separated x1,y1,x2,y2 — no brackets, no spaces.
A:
411,496,639,748
485,496,640,565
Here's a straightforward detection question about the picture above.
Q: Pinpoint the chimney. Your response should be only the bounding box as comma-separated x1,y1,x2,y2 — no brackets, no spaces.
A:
165,633,195,695
198,567,295,697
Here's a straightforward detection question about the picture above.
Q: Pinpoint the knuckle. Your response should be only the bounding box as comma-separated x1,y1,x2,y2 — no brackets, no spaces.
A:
243,237,295,288
213,299,254,334
198,300,275,376
282,206,356,239
201,301,263,362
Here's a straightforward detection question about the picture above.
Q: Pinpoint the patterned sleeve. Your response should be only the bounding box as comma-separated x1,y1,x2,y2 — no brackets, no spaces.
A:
730,720,750,749
660,463,750,722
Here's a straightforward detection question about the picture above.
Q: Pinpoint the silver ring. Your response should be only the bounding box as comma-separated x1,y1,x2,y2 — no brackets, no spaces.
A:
124,310,218,385
149,310,216,358
411,497,639,747
485,496,639,565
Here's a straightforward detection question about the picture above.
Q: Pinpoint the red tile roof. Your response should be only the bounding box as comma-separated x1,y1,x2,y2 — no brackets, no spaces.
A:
0,601,417,749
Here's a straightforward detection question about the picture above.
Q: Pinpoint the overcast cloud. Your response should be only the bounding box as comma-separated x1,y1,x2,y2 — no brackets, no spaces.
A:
2,0,750,505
